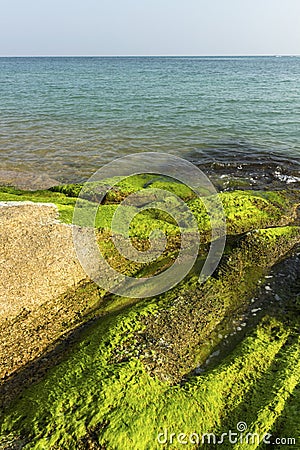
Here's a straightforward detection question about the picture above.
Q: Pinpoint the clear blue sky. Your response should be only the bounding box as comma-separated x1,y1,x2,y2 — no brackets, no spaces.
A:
1,0,300,56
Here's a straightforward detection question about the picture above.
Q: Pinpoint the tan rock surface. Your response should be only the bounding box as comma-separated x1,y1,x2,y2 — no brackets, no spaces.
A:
0,202,87,320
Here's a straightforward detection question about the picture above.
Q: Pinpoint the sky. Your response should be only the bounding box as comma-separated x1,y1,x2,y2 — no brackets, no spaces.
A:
1,0,300,56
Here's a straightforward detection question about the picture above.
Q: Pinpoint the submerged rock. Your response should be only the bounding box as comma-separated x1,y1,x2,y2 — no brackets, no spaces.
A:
0,169,59,191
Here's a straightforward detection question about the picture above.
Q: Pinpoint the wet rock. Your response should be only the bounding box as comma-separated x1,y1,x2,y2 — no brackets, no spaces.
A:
0,169,59,190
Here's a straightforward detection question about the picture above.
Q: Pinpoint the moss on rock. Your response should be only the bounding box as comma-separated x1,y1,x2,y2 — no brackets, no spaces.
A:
0,179,300,449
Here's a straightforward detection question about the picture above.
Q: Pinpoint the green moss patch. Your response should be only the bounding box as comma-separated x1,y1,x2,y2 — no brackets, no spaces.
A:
0,181,300,449
1,305,299,449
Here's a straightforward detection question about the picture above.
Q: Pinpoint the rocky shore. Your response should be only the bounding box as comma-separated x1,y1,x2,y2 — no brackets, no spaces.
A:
0,177,299,449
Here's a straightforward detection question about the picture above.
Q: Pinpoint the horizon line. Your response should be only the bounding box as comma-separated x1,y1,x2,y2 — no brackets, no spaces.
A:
0,53,300,58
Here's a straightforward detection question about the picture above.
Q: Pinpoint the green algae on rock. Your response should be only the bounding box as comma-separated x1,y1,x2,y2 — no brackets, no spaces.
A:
0,178,299,449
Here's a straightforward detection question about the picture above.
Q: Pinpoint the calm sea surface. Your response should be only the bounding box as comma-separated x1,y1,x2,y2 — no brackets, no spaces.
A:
0,56,299,184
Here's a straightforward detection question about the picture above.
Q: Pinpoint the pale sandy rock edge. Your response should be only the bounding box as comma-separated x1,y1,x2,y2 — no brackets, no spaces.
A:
0,202,87,320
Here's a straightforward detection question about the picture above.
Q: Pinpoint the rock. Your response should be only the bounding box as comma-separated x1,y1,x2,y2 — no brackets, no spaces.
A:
0,169,59,190
0,202,87,320
195,366,205,374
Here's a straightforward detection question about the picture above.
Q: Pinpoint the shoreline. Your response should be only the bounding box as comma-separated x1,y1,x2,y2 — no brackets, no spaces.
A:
1,150,300,193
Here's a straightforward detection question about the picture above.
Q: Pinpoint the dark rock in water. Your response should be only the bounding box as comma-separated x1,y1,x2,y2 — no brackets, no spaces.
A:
0,170,59,190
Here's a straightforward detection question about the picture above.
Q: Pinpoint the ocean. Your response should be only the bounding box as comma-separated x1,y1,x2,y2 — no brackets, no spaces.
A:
0,56,299,186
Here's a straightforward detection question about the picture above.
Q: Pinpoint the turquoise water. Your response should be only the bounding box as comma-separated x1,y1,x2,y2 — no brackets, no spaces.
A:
0,56,299,183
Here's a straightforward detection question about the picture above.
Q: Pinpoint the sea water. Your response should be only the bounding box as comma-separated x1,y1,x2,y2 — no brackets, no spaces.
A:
0,56,299,183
